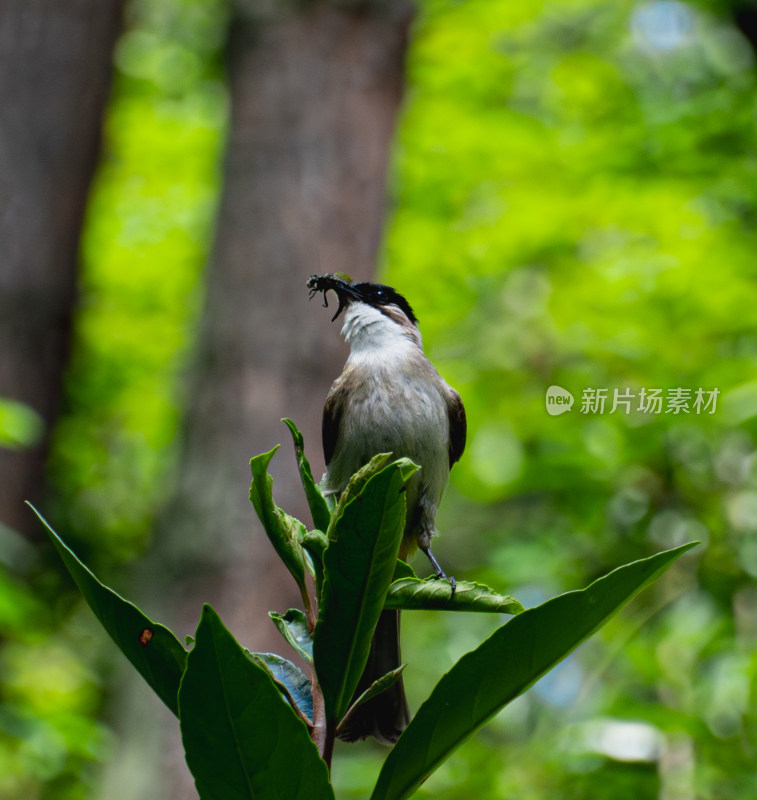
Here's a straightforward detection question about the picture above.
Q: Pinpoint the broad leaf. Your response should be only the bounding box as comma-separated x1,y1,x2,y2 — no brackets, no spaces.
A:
371,543,697,800
179,605,333,800
327,452,393,536
269,608,313,663
314,458,418,724
249,447,307,587
249,651,313,724
385,577,523,615
30,504,187,715
283,418,332,532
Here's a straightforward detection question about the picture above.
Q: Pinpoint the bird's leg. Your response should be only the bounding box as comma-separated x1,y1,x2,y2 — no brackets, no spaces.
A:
415,494,456,595
419,541,456,595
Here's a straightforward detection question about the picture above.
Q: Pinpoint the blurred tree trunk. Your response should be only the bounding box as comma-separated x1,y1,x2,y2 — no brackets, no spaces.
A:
101,2,414,798
0,0,124,537
159,0,414,640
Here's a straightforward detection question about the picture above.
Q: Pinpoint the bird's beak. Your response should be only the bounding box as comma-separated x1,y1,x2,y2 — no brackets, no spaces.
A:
307,275,360,322
327,281,360,322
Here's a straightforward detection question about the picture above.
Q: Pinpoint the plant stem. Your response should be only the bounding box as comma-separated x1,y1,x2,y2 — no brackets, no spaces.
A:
322,722,335,770
311,677,335,770
300,581,317,633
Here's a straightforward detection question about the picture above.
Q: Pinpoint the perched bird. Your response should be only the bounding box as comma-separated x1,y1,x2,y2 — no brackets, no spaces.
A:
308,273,466,744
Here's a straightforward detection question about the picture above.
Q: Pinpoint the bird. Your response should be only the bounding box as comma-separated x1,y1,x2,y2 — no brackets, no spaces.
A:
307,273,466,744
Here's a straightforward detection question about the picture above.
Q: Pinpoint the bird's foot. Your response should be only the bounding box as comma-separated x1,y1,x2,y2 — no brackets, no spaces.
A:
419,544,456,597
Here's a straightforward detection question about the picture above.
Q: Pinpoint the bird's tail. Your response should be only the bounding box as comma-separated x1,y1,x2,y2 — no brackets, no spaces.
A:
337,609,409,745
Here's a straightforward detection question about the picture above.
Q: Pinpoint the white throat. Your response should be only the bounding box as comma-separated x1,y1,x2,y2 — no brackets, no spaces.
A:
341,302,423,359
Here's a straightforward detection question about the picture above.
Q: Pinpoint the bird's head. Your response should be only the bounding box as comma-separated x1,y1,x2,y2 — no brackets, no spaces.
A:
307,273,418,328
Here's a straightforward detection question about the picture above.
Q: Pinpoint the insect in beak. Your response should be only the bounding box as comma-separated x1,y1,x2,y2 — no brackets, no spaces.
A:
307,274,358,322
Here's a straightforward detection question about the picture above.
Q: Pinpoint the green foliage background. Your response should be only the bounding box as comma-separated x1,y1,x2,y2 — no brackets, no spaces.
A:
3,0,757,797
382,2,757,798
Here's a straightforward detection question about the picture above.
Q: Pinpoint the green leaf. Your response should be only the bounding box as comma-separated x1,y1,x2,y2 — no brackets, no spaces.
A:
302,529,328,598
327,452,393,536
371,542,697,800
249,446,307,587
392,559,416,581
302,529,329,559
269,608,313,663
314,458,418,724
385,561,523,613
385,577,524,614
337,665,405,737
179,605,333,800
29,503,187,715
249,652,313,724
283,418,332,532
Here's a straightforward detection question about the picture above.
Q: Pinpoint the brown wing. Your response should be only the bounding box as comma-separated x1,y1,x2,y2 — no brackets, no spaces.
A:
322,379,346,466
445,386,466,468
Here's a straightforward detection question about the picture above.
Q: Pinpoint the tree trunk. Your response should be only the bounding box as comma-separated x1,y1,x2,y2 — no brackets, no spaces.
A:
0,0,124,536
163,0,414,571
104,2,414,797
